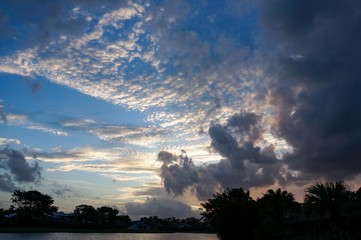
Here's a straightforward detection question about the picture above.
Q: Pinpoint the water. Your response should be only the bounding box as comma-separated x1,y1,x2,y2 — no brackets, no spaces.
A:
0,232,217,240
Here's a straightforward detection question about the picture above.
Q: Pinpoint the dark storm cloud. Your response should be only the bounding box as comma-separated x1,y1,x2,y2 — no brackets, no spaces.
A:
259,0,361,180
159,112,282,200
125,197,197,219
209,112,276,167
0,173,15,192
158,151,199,196
227,112,258,131
0,148,42,183
156,151,176,165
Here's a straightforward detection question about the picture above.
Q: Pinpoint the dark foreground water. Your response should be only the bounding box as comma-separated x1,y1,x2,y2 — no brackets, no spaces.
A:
0,232,217,240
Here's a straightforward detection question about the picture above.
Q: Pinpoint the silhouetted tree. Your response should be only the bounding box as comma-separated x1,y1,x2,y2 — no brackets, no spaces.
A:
116,214,131,224
201,188,259,240
181,217,202,226
11,190,58,224
343,187,361,234
97,206,118,226
304,181,352,232
140,215,160,224
0,208,3,223
257,188,300,239
74,204,98,224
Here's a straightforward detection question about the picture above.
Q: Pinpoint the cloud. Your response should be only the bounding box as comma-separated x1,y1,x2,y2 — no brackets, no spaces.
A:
32,146,158,176
51,183,74,199
0,0,129,50
63,119,169,148
158,112,289,200
132,186,168,198
158,151,199,196
0,147,42,192
0,173,15,192
0,138,21,145
125,197,198,219
0,4,269,196
258,0,361,180
5,113,68,136
0,101,6,123
0,0,260,142
2,0,357,200
25,79,41,94
0,148,42,183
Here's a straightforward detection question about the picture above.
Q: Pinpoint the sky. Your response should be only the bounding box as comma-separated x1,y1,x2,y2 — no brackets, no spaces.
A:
1,0,361,220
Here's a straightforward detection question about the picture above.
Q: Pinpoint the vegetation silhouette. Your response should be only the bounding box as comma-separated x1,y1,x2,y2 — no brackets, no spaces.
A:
73,205,120,226
201,188,259,240
97,206,119,226
1,190,206,232
74,204,99,225
257,188,300,239
304,181,354,237
10,190,58,225
201,181,361,240
2,181,361,239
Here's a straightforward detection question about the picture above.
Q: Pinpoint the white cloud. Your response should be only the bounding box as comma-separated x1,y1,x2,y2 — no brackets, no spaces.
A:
5,114,68,136
0,1,284,195
0,138,21,145
101,173,160,183
125,197,199,219
62,118,171,148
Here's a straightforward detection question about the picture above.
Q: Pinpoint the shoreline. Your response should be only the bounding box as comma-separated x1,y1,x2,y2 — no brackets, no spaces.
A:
0,226,214,234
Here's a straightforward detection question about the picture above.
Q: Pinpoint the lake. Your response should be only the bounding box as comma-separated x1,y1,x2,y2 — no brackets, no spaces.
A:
0,232,217,240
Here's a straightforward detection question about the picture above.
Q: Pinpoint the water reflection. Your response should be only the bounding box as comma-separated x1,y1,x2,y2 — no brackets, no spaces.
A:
0,233,217,240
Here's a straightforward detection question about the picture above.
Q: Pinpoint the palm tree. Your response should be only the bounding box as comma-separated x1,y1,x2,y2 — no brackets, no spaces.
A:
201,188,259,240
304,180,352,231
257,188,300,239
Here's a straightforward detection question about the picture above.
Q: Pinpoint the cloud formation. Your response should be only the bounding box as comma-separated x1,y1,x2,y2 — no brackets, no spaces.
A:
158,151,199,196
62,118,169,148
0,0,128,50
51,183,74,199
125,197,198,219
259,0,361,180
158,1,361,200
158,113,288,200
1,0,360,209
0,147,42,192
0,101,6,123
0,0,258,127
5,113,68,136
32,146,157,177
0,173,15,192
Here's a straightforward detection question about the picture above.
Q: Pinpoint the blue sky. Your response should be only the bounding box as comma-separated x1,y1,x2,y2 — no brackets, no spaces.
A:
1,0,361,219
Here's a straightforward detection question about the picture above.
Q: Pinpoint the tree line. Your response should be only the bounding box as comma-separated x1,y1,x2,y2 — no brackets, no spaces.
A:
2,180,361,239
201,180,361,240
0,190,131,227
0,190,206,231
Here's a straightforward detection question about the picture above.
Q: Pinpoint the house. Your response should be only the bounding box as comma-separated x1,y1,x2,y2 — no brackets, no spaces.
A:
48,212,76,223
129,220,158,231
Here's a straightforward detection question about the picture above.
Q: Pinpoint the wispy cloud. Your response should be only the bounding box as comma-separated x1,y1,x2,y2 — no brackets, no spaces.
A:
101,173,160,183
33,146,159,176
62,118,169,148
6,114,68,136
